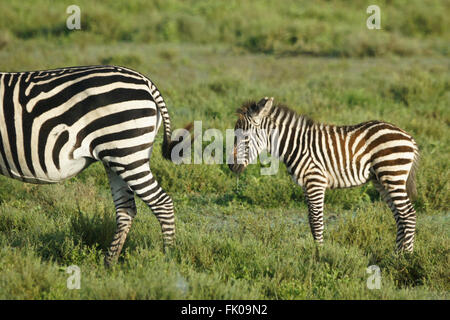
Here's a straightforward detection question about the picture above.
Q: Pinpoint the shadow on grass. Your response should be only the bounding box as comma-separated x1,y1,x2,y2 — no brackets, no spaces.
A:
380,253,427,288
34,210,117,265
213,193,238,206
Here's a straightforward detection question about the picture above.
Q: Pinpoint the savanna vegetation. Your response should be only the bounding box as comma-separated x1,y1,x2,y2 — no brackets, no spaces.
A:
0,0,448,299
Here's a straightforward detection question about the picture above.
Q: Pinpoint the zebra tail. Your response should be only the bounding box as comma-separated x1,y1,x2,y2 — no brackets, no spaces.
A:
162,121,193,161
155,100,193,161
145,79,193,161
406,144,420,201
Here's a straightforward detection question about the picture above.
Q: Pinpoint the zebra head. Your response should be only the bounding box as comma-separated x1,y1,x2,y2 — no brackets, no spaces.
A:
229,97,274,174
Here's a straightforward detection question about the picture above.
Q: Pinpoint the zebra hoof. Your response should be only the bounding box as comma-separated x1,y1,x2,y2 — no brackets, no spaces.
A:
104,255,117,268
163,244,176,260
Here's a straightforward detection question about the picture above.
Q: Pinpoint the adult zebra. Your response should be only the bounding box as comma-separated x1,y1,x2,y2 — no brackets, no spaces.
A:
0,65,190,265
229,97,419,252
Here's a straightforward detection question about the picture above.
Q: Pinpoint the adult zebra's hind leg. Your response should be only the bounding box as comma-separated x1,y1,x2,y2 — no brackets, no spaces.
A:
372,179,416,252
132,171,176,252
108,160,175,253
104,166,137,266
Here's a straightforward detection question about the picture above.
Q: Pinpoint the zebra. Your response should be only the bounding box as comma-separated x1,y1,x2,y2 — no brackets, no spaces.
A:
0,65,191,265
229,97,419,252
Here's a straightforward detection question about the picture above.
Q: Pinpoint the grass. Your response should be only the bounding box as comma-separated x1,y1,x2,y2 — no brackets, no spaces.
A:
0,0,449,299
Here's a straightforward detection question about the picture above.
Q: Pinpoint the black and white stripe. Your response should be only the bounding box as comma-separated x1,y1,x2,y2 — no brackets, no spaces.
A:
0,65,188,265
230,97,419,252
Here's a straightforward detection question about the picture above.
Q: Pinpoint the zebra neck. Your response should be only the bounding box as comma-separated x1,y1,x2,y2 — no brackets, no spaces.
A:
267,114,312,171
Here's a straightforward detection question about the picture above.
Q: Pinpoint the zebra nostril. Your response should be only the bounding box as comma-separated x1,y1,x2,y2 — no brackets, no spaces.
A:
237,164,245,174
228,162,246,174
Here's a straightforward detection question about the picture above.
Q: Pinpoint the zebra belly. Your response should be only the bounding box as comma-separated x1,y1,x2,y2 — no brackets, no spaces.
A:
46,157,94,182
321,159,372,189
0,157,94,184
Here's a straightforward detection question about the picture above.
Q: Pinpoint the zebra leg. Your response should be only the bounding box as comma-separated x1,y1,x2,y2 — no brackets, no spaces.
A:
108,161,175,252
104,167,137,266
135,173,175,252
303,182,326,244
372,179,416,252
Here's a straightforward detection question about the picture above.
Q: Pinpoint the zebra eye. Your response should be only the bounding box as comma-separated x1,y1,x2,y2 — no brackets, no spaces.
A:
249,118,261,127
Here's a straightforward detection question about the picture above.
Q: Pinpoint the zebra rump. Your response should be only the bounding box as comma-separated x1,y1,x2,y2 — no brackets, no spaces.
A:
0,65,191,265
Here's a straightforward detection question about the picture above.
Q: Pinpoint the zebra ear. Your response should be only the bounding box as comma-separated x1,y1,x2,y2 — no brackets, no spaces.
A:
256,97,273,118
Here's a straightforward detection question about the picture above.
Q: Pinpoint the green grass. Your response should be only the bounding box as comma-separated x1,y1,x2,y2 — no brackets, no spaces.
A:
0,0,449,299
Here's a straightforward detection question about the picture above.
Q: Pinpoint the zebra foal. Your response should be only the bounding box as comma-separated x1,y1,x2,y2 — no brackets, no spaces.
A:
0,65,190,265
229,97,419,252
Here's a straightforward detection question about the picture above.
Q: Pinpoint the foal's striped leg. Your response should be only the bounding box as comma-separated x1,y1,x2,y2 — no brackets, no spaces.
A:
372,179,416,252
303,176,327,244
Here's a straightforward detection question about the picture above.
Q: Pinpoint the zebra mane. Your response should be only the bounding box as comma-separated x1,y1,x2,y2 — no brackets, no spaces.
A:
237,100,315,128
236,100,257,116
270,104,315,128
